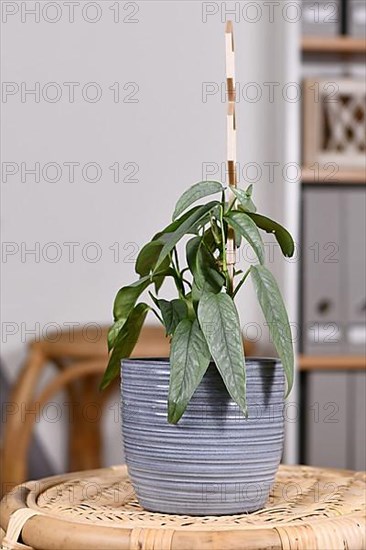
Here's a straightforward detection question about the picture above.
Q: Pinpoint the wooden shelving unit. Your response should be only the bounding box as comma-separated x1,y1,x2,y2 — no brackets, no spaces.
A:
299,27,366,468
302,168,366,184
299,355,366,372
302,36,366,54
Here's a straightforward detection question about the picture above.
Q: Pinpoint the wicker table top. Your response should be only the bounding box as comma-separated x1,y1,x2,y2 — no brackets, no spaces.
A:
0,465,365,550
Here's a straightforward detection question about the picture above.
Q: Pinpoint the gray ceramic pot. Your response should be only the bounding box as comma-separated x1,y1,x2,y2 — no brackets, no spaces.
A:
121,358,285,515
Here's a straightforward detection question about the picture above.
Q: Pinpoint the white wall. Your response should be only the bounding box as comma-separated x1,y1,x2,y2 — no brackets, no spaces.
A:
1,1,300,469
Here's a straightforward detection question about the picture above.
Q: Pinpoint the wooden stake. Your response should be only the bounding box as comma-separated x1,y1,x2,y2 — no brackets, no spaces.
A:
225,21,237,286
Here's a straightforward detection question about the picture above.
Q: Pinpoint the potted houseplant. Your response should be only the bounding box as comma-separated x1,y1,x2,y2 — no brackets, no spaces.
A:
101,179,295,515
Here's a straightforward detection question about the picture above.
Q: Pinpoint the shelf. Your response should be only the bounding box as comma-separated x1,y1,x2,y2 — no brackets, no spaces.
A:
299,355,366,372
302,168,366,184
302,36,366,54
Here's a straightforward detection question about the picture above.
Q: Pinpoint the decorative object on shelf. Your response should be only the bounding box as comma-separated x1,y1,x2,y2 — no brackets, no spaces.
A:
1,465,365,550
303,78,366,169
100,22,295,515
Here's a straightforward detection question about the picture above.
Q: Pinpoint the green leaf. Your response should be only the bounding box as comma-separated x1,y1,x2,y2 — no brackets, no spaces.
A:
196,244,225,292
206,222,221,249
113,268,177,322
153,209,199,241
100,303,150,389
186,237,224,297
152,297,188,335
110,273,160,347
107,319,125,352
155,201,219,271
234,230,242,248
230,185,257,213
173,181,223,220
168,319,211,423
225,211,265,265
247,213,294,258
154,275,165,294
188,204,221,236
113,276,151,322
250,265,294,396
135,240,169,277
198,291,247,415
191,281,202,305
135,239,171,293
186,236,201,276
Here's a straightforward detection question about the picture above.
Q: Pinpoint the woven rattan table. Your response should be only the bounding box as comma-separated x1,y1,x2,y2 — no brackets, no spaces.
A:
0,465,365,550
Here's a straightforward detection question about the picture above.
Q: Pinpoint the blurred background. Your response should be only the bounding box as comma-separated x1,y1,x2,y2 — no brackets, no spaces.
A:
1,0,365,494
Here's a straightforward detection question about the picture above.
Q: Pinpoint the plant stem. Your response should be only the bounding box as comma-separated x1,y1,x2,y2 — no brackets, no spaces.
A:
226,196,237,214
210,214,221,245
173,247,180,273
219,204,227,275
151,307,164,326
182,278,192,289
232,267,251,299
171,250,185,298
176,279,185,300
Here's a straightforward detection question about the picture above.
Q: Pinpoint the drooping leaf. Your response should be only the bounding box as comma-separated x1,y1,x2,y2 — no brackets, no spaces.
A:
113,276,151,322
196,244,225,292
154,275,164,294
186,237,201,276
191,281,203,305
173,181,223,220
153,208,201,241
250,265,294,395
233,228,242,248
247,213,294,258
155,201,219,271
207,220,221,249
186,239,203,305
135,240,169,276
108,318,125,352
135,239,171,293
230,185,257,213
225,211,265,265
188,203,222,236
100,303,150,389
186,237,224,296
198,291,247,415
113,269,177,322
168,319,211,423
152,297,188,335
204,228,217,251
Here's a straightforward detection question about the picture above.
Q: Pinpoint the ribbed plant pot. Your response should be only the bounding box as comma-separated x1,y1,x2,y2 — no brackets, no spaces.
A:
121,358,285,515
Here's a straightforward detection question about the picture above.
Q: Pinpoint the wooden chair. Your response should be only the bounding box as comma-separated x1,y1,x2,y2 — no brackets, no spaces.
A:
1,325,170,496
1,325,254,497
